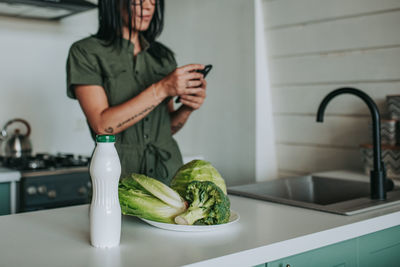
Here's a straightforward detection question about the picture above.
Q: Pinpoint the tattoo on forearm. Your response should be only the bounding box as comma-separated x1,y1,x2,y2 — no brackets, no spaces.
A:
117,105,156,128
104,127,114,134
171,122,184,133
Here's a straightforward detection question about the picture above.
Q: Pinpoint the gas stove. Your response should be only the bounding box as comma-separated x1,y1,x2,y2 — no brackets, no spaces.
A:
1,153,90,172
1,153,92,213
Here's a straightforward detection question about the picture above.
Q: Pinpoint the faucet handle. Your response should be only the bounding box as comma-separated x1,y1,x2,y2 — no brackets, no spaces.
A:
386,178,394,192
377,160,394,192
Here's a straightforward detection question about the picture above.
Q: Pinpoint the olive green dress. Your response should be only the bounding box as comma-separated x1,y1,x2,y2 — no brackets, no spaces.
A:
66,35,183,184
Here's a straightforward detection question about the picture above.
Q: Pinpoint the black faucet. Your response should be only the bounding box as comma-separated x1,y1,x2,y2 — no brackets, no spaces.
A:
316,87,389,200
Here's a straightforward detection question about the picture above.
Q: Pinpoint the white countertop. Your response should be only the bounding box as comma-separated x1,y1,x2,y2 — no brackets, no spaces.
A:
0,167,20,183
1,192,400,267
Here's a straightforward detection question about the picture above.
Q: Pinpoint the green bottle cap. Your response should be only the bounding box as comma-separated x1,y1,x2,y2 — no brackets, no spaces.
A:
96,135,115,143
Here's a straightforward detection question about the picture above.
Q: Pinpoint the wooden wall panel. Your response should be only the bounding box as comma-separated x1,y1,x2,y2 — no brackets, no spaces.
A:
267,11,400,57
271,82,400,116
263,0,400,177
263,0,400,28
269,47,400,85
276,144,364,173
274,115,371,147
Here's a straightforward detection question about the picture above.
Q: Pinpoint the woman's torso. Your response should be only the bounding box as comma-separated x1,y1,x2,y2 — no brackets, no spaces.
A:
67,36,183,184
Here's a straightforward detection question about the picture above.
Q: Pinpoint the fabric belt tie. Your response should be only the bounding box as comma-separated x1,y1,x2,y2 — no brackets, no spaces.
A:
140,143,171,180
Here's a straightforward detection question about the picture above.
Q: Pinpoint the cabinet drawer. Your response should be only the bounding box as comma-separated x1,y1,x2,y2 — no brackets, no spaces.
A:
0,182,11,215
268,239,357,267
358,225,400,267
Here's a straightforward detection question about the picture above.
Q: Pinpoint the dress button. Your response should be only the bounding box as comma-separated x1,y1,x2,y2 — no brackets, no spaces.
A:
144,117,149,122
135,70,139,74
149,169,153,173
144,134,149,139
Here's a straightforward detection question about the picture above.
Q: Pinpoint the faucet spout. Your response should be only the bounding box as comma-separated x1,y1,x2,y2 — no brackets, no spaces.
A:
316,87,387,200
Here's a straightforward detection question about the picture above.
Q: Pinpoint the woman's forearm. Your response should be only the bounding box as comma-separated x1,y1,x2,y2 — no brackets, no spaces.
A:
76,64,204,136
170,106,193,135
76,82,167,135
100,84,167,134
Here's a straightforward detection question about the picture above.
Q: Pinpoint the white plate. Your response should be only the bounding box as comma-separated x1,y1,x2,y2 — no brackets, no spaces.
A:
140,210,240,232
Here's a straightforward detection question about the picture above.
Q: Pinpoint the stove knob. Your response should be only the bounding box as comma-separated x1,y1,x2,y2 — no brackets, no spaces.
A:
48,190,57,199
78,186,88,196
27,186,37,195
38,185,47,194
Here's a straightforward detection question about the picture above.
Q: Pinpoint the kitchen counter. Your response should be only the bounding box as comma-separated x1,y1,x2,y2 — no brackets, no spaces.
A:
1,190,400,267
0,167,20,214
0,167,20,183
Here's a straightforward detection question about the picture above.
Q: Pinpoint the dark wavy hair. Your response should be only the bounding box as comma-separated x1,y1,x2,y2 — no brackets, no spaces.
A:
95,0,164,47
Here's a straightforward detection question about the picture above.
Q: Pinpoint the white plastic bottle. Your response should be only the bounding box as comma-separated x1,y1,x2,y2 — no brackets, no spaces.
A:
89,135,121,248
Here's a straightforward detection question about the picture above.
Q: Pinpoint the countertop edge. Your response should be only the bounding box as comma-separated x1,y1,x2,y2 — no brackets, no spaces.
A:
0,168,21,183
184,210,400,267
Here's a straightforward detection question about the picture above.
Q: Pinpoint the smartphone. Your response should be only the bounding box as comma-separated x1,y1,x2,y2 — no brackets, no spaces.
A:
195,64,213,78
175,64,213,103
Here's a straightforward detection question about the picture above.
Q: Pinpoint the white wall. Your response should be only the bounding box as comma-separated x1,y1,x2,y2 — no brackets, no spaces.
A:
160,0,260,186
0,11,98,156
263,0,400,177
255,0,278,181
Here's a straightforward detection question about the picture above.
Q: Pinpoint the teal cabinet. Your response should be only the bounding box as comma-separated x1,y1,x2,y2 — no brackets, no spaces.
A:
267,239,357,267
358,225,400,267
262,225,400,267
0,182,11,215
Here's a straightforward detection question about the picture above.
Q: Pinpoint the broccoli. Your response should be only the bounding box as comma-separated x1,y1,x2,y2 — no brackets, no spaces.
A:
174,181,230,225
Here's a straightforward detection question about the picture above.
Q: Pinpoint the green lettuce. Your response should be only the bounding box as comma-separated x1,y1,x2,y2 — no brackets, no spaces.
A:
119,174,187,223
170,160,227,196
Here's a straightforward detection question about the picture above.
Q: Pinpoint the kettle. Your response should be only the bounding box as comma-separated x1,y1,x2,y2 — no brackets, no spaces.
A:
0,119,32,158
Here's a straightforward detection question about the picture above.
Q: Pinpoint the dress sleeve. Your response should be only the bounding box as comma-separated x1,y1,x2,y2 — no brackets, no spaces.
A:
150,41,178,74
66,43,103,99
166,50,178,71
164,47,178,74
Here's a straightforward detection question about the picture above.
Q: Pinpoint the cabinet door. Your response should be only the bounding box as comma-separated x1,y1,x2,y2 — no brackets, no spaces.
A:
268,239,357,267
0,182,11,215
358,225,400,267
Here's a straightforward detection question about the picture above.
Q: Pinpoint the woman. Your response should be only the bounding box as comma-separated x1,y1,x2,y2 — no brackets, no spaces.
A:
66,0,207,184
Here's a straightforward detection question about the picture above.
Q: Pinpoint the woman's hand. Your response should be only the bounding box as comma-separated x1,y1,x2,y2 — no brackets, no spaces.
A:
158,64,205,98
179,78,207,111
168,77,207,134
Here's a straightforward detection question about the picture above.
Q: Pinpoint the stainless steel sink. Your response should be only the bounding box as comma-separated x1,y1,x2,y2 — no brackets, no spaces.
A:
228,175,400,215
